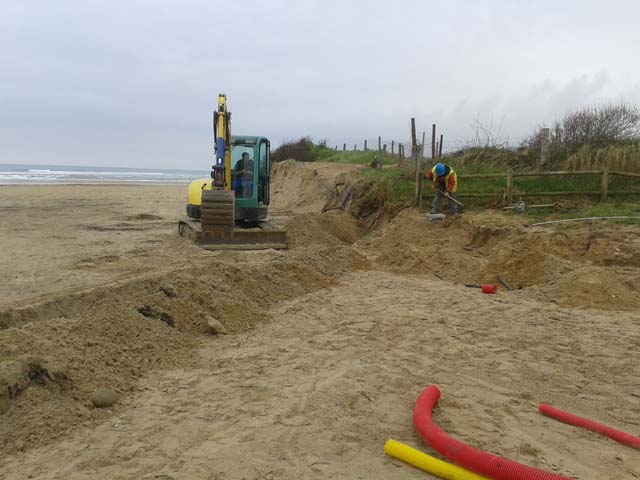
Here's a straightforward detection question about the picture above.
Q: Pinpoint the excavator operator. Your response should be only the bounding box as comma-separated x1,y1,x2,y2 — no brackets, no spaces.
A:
233,152,254,198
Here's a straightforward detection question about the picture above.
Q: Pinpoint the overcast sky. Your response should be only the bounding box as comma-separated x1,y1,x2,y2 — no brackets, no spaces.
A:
2,0,640,169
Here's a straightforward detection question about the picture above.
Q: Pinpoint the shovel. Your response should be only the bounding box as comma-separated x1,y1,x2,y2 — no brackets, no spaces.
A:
443,191,464,208
433,186,464,208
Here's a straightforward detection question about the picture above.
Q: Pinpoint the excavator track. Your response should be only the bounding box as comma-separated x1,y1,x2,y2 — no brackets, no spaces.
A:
178,189,287,250
200,190,235,241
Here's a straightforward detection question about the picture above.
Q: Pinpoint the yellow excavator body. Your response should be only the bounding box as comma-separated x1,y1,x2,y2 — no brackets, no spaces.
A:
187,179,212,207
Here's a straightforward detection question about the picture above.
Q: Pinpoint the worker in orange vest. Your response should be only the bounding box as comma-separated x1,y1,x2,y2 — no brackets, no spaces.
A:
426,162,460,214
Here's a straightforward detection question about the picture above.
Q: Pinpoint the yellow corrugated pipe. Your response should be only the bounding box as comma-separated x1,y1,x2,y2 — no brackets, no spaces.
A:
384,439,489,480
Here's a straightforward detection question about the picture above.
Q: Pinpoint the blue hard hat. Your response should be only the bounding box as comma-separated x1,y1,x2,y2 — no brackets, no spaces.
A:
435,163,445,176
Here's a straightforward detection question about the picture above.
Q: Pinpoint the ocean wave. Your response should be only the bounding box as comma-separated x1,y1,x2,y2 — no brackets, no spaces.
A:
0,164,206,185
22,170,174,176
0,178,196,184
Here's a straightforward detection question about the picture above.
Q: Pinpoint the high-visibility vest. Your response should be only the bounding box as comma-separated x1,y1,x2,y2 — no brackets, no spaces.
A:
429,165,458,193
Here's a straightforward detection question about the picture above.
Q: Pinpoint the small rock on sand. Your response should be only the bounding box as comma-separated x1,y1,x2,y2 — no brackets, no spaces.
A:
160,285,178,298
205,317,228,335
91,389,118,408
0,398,10,415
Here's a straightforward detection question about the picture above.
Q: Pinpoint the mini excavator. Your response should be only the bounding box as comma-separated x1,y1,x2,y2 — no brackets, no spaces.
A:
178,94,287,250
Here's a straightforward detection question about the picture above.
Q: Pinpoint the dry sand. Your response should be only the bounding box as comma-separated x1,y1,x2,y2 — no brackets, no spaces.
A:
0,184,191,307
1,163,640,479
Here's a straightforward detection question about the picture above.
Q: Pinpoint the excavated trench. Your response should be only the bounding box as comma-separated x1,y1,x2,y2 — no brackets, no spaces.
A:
0,242,369,453
281,164,640,312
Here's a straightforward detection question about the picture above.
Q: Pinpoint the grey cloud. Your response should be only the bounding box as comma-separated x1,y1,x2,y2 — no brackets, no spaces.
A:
2,0,640,167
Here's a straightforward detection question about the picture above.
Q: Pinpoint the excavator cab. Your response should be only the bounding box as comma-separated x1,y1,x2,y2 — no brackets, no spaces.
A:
227,136,271,220
185,136,271,222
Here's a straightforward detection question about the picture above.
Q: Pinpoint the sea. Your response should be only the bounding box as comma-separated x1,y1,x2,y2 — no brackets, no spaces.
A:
0,164,208,185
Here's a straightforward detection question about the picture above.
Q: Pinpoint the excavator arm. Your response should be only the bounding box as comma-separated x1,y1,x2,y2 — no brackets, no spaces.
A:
211,94,232,190
200,94,235,240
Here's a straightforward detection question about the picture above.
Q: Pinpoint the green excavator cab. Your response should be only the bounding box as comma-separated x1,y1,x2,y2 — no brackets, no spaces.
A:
185,136,271,222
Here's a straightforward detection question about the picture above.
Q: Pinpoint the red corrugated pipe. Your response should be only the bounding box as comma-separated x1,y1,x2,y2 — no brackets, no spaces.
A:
413,385,573,480
539,403,640,449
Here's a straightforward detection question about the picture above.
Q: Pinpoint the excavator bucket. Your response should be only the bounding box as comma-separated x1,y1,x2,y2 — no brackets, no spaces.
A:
200,189,235,241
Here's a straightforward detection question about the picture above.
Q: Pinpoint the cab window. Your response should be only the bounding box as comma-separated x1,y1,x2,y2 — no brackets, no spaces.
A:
231,145,254,199
258,141,269,204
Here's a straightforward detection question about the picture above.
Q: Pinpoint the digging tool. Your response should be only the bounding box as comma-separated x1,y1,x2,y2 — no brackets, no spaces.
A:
433,186,464,209
497,275,513,291
443,192,464,208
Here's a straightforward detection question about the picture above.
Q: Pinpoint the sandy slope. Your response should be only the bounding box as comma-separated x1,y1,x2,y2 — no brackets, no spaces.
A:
1,164,640,479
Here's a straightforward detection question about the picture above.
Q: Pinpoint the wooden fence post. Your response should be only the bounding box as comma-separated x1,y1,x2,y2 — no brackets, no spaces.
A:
364,139,368,151
415,150,424,207
383,144,387,153
601,167,609,201
343,143,346,152
421,131,426,159
398,144,404,166
378,136,382,152
540,128,550,170
391,140,395,155
439,134,443,157
411,118,417,171
411,118,423,206
417,158,424,207
506,169,513,203
353,144,357,151
431,124,436,160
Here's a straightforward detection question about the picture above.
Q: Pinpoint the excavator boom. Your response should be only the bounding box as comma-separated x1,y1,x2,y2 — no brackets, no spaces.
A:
200,94,236,241
212,94,232,190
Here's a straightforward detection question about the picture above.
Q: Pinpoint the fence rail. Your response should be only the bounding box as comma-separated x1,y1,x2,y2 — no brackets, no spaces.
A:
436,168,639,203
611,170,640,178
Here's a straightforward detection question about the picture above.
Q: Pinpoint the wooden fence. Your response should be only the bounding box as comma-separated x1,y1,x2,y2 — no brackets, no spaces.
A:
354,119,637,205
416,169,640,205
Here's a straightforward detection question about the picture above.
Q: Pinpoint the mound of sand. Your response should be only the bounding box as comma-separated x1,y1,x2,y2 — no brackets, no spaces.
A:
356,208,640,310
0,240,368,454
269,160,362,213
355,209,486,282
0,306,197,452
533,266,640,310
285,211,365,249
